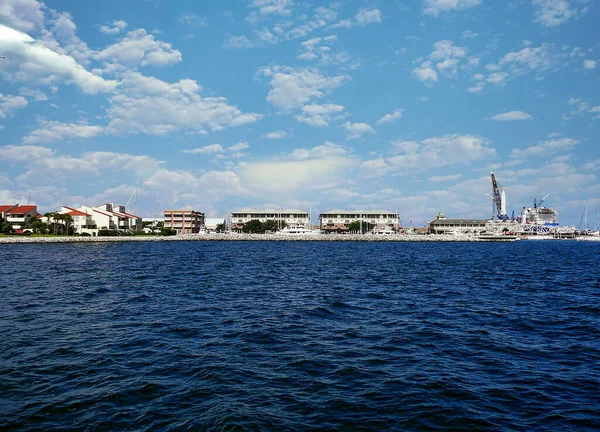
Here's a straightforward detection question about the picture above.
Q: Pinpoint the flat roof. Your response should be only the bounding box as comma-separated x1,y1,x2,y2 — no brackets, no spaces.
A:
320,210,397,216
232,209,308,214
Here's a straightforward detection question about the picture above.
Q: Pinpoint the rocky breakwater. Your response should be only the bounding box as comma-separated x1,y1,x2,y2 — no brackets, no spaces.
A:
1,233,482,244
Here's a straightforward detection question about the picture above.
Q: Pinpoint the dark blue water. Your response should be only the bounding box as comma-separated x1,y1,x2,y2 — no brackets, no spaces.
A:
1,241,599,431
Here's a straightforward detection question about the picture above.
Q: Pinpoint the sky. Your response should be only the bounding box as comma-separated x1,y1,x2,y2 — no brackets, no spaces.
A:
0,0,599,227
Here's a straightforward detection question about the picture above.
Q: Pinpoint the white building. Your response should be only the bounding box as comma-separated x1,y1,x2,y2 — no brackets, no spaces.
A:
58,206,96,235
72,203,141,233
231,209,309,231
319,210,400,232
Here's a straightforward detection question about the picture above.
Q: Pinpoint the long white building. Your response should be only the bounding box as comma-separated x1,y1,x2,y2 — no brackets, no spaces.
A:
231,209,309,231
319,210,400,232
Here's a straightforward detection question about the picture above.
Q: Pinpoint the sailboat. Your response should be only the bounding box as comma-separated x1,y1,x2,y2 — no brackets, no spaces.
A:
576,204,600,241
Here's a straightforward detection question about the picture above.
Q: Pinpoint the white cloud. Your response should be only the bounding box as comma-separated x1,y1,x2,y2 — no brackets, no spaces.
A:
0,93,28,118
223,35,255,49
511,137,579,159
228,142,250,152
19,87,48,101
375,109,404,126
290,141,349,160
95,29,182,67
413,40,468,84
532,0,576,27
239,157,357,194
99,20,128,35
584,59,596,70
0,0,44,33
490,110,534,121
106,72,261,135
0,144,53,161
258,66,349,110
295,103,345,127
413,61,438,83
355,8,383,25
423,0,482,16
178,13,207,28
182,144,225,154
429,174,463,182
461,30,478,39
343,121,375,140
249,0,294,17
376,134,494,174
262,130,288,139
23,120,103,144
0,24,116,94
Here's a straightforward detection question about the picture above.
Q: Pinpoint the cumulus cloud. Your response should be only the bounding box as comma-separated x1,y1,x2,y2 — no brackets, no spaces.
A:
0,0,44,32
295,103,345,127
490,110,534,121
258,66,350,110
532,0,577,27
23,120,103,144
95,29,182,67
262,130,288,139
423,0,482,16
375,109,403,126
343,122,375,139
99,20,128,35
0,24,116,93
181,144,225,154
0,93,28,118
355,8,383,25
106,72,261,135
289,141,349,160
412,40,469,84
511,137,579,159
362,134,494,176
0,144,53,161
584,59,596,70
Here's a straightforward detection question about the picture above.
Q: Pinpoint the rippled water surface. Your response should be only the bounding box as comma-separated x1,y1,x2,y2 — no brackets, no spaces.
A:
1,241,599,431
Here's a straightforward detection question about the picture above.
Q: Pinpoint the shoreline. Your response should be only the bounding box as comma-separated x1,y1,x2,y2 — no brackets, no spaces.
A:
0,233,492,244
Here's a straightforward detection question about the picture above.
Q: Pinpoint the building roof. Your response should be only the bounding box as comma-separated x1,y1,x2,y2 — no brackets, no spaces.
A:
164,209,204,213
8,205,37,214
93,208,113,217
319,209,397,216
205,218,225,226
67,209,90,217
0,204,18,212
429,218,487,225
232,208,308,214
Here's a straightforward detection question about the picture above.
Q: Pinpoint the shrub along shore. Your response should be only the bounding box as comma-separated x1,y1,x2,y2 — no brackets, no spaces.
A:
0,233,482,244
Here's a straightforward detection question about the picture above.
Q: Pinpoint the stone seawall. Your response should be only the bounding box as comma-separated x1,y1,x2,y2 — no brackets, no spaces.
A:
0,233,482,244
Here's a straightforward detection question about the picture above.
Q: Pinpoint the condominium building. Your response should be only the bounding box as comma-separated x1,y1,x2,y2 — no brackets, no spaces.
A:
58,206,96,234
163,209,205,234
319,210,400,232
4,205,39,231
230,209,309,231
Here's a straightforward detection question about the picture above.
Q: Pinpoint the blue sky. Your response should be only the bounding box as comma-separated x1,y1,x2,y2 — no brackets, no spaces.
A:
0,0,598,226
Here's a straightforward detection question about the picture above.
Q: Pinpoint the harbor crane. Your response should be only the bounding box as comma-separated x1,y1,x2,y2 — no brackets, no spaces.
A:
487,171,508,220
533,194,550,208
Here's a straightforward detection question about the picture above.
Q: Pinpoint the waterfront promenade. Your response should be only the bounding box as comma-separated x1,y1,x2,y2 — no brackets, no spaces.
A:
0,233,484,244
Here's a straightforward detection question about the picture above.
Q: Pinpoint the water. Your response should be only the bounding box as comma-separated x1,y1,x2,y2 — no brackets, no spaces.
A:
1,241,599,431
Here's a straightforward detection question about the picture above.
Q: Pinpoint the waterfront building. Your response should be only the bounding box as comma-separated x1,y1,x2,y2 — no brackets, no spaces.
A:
231,209,309,231
163,209,205,234
319,210,400,232
58,206,96,235
4,205,39,231
0,204,19,220
427,212,487,234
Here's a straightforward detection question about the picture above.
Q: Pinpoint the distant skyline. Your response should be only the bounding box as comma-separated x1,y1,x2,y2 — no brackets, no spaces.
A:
0,0,599,226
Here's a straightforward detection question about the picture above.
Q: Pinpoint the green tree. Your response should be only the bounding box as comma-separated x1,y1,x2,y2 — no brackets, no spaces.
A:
62,214,74,235
347,221,361,232
31,218,47,234
215,223,226,233
242,219,264,233
263,219,287,232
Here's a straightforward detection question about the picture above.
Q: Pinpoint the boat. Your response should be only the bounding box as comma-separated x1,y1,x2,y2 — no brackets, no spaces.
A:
278,225,321,235
373,226,396,235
